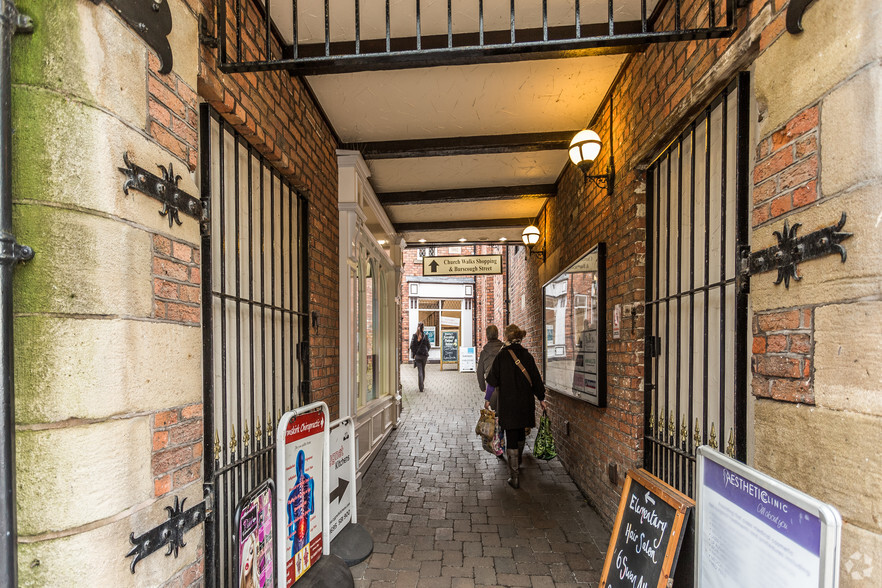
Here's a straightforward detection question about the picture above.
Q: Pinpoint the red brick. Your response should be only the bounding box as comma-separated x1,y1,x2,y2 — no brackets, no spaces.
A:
149,76,186,117
792,180,818,208
795,135,817,159
152,446,192,476
173,462,201,488
779,155,818,191
182,403,203,420
753,204,770,227
171,241,193,263
768,379,813,404
150,122,187,161
180,285,200,303
153,234,172,256
771,107,819,151
766,334,787,353
155,410,178,428
153,431,169,451
155,475,172,497
753,180,776,205
165,302,200,324
153,257,189,281
755,356,801,378
752,336,766,354
790,334,811,354
801,308,812,327
148,98,172,129
154,278,178,300
189,266,202,285
770,194,792,218
169,420,204,445
193,442,204,459
754,148,793,184
757,310,800,332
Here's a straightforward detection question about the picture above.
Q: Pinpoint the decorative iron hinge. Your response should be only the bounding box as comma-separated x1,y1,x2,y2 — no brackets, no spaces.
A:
119,153,207,228
125,494,209,574
90,0,173,74
739,213,851,289
0,233,34,266
786,0,819,34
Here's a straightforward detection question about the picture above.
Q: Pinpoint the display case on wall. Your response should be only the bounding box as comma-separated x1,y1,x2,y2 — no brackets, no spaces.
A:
543,243,607,407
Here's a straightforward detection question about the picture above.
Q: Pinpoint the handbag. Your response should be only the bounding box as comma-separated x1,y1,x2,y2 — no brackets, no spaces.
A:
475,408,496,439
533,409,557,460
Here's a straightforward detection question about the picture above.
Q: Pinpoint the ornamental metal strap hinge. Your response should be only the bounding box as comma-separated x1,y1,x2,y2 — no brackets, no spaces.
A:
786,0,820,35
738,212,852,293
90,0,173,74
119,153,208,228
125,488,213,574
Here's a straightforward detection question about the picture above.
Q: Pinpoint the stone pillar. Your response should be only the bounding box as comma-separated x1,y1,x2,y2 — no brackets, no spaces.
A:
752,1,882,584
12,1,203,585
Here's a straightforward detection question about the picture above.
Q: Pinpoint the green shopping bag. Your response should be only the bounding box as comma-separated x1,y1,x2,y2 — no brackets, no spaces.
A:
533,409,557,460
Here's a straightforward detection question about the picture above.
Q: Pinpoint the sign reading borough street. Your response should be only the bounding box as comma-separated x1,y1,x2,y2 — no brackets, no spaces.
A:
422,255,502,276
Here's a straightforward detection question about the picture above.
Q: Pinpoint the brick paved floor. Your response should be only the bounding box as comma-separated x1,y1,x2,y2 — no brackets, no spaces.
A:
351,364,609,587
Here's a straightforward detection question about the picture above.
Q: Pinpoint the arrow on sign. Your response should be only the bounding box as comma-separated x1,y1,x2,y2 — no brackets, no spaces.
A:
428,260,439,273
330,477,350,504
644,492,656,505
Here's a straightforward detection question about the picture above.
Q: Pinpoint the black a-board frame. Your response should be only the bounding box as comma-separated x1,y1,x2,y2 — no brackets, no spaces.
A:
600,468,694,588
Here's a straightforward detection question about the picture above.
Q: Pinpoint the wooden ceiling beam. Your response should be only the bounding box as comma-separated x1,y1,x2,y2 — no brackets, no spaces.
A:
378,184,556,206
348,131,577,160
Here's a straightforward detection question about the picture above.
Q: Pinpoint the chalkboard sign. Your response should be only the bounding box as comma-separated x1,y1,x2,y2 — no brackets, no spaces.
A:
440,330,458,364
600,469,694,588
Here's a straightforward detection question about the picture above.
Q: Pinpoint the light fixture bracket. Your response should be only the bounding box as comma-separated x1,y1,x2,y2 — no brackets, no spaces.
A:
581,160,615,195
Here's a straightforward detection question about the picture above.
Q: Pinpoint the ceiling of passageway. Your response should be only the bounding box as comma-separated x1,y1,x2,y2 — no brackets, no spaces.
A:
265,1,662,245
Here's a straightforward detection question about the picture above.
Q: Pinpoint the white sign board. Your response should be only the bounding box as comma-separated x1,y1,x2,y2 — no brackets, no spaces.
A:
328,418,358,542
277,403,330,587
422,255,503,276
696,446,841,588
459,347,476,372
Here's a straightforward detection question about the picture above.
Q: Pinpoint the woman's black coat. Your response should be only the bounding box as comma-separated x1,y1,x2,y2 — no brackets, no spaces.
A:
486,343,545,430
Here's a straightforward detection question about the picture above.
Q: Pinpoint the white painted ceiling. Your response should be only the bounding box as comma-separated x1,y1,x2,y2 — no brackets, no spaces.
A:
267,1,656,245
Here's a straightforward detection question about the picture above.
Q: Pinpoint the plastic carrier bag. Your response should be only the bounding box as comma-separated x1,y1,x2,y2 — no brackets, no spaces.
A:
533,409,557,460
475,408,496,439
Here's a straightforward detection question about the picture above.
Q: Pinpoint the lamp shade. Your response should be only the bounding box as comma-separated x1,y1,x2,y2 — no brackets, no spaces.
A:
568,129,602,168
521,225,541,247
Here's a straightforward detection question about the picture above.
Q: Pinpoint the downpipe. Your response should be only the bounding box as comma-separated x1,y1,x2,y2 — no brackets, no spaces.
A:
0,0,33,584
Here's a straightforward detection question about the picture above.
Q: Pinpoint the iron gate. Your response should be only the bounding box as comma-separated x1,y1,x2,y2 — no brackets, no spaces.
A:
200,105,310,587
644,73,750,497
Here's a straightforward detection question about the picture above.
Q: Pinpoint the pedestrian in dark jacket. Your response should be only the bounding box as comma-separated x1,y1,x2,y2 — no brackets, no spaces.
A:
486,324,547,489
409,322,431,392
476,325,504,407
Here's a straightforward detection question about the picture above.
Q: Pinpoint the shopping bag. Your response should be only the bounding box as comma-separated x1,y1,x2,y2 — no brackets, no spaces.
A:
481,416,505,456
475,408,496,439
533,409,557,460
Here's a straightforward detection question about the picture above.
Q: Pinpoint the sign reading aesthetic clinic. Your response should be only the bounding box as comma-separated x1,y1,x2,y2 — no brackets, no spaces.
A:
277,404,329,586
422,255,502,276
696,447,841,587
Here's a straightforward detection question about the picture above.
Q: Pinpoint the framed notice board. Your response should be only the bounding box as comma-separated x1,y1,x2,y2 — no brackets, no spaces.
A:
600,468,694,588
440,330,459,369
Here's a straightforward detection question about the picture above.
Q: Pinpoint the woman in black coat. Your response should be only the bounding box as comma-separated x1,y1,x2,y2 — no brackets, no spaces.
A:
409,322,431,392
486,324,547,489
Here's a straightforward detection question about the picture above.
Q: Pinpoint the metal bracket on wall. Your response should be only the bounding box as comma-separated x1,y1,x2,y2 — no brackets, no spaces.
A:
125,496,207,574
786,0,819,34
119,153,206,228
739,213,852,290
90,0,173,74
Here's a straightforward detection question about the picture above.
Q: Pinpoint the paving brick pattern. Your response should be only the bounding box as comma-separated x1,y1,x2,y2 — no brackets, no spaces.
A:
352,365,609,587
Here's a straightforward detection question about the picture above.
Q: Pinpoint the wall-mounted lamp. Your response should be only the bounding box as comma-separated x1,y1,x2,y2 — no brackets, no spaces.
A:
569,99,615,195
521,225,545,262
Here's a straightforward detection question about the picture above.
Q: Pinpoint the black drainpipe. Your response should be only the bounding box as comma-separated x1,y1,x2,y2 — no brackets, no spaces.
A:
0,3,33,584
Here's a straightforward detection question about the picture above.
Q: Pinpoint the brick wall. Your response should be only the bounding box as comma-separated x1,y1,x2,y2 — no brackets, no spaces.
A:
752,308,814,403
153,235,201,324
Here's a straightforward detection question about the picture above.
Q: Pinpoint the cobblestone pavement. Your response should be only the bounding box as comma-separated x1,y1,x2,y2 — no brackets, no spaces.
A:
351,364,609,587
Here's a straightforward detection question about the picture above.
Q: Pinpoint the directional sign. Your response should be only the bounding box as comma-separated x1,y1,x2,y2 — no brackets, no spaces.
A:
328,418,357,543
422,255,502,276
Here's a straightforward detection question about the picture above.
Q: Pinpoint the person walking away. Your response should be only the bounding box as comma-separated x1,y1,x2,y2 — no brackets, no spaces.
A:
410,322,431,392
476,325,504,408
486,324,547,489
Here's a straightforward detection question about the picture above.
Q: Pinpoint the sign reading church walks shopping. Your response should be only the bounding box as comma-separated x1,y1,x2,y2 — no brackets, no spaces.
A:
422,255,502,276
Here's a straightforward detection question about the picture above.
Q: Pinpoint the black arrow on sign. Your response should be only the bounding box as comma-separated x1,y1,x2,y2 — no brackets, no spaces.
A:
330,477,349,504
428,260,439,273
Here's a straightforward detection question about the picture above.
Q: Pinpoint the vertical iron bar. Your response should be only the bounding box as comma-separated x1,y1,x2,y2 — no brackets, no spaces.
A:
271,164,277,421
575,0,581,38
199,105,216,588
288,187,295,408
324,0,330,56
675,141,683,491
727,0,735,27
542,0,548,42
734,73,751,463
719,92,729,452
479,0,484,46
663,150,672,485
608,0,614,36
510,0,515,44
653,164,661,477
218,119,230,588
259,161,268,482
355,0,361,54
702,107,711,448
675,0,682,31
416,0,422,51
385,0,391,52
279,184,287,416
218,0,228,64
687,122,697,497
447,0,452,48
235,0,242,61
643,169,655,472
247,145,256,497
292,0,298,59
265,0,272,58
641,0,647,33
233,134,244,555
267,173,275,445
708,0,716,29
300,195,310,405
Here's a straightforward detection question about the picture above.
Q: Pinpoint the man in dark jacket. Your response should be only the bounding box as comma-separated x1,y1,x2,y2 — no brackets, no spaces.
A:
487,324,547,489
476,325,504,406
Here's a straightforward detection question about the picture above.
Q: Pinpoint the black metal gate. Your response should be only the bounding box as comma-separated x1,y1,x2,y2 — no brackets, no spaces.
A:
200,105,310,587
644,73,750,497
